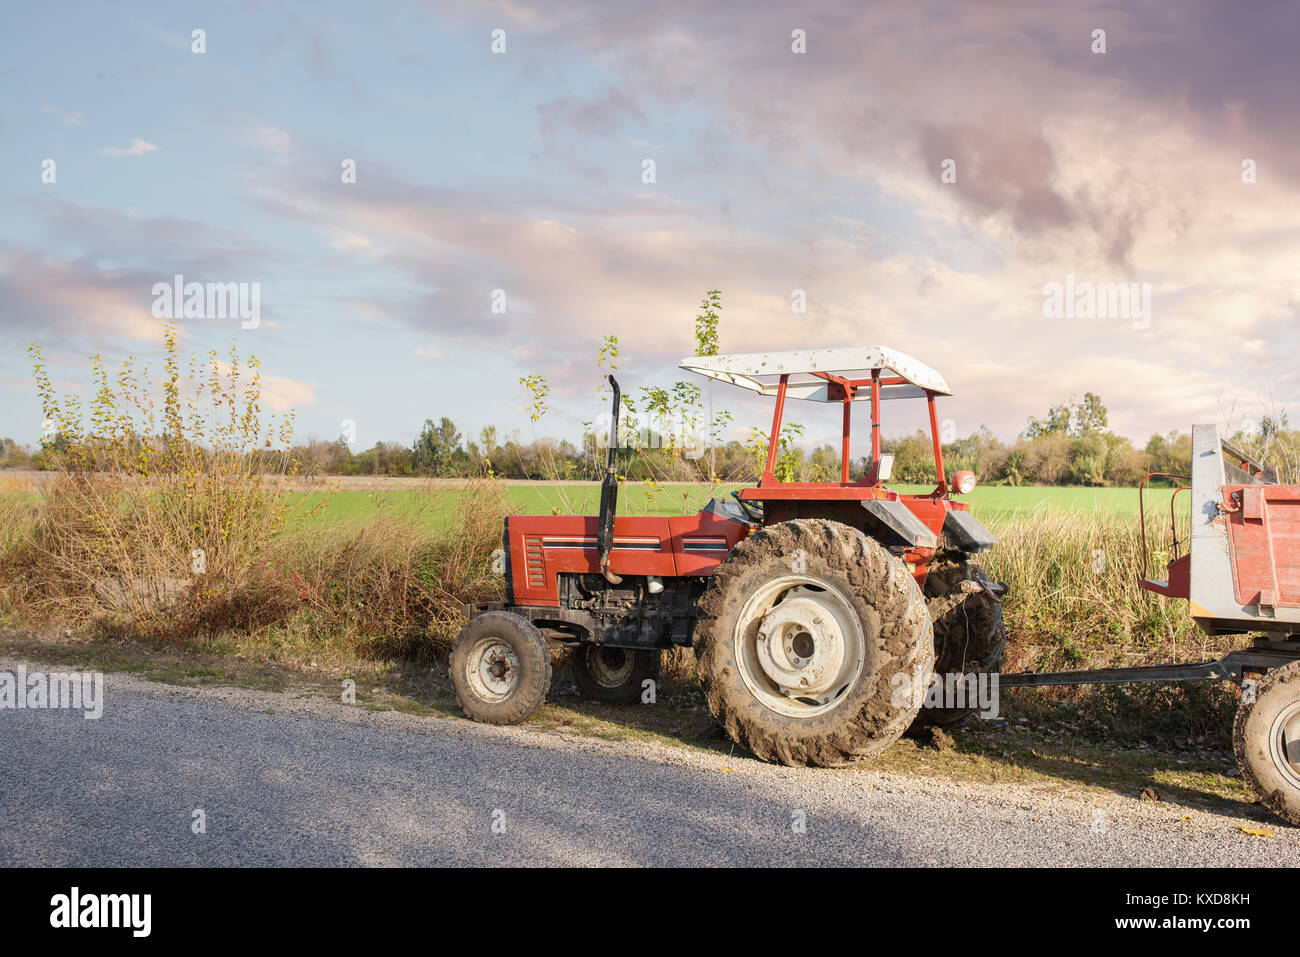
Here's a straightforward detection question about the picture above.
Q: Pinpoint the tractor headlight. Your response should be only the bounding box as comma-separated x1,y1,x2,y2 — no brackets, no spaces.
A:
953,470,977,495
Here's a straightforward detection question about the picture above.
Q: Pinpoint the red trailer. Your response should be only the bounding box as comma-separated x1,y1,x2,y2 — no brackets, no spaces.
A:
1000,424,1300,823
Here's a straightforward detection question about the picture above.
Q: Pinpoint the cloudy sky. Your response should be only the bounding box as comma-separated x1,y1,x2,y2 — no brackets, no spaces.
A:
2,1,1298,458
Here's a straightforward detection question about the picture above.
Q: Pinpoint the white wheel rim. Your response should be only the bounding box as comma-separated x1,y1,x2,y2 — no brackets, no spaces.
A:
465,637,520,702
1268,700,1300,789
586,646,634,688
732,574,866,718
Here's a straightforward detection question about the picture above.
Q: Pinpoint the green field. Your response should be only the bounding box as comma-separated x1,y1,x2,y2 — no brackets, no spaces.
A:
285,481,1179,529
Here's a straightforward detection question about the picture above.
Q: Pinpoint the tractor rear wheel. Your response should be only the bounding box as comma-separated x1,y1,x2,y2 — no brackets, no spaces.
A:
450,611,552,725
693,519,934,767
571,645,661,704
1235,660,1300,825
910,556,1006,731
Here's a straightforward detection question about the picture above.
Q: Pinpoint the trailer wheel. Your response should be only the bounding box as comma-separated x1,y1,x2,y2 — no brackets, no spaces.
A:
693,519,934,767
571,645,661,705
910,557,1006,731
450,611,552,725
1235,660,1300,826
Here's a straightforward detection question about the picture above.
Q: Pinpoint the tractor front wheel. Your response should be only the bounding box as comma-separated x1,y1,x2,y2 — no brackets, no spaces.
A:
571,645,661,704
1235,660,1300,825
693,519,934,767
450,611,552,725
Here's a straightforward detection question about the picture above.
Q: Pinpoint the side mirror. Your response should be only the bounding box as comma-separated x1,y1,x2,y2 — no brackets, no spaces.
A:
876,453,894,482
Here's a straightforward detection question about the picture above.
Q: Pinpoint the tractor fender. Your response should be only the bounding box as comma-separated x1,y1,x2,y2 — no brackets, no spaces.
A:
941,509,997,553
860,500,939,549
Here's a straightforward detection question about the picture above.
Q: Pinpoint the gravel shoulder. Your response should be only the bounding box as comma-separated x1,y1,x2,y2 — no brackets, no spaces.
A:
2,655,1297,866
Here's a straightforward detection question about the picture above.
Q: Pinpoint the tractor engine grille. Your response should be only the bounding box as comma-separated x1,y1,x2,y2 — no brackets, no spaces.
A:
525,536,545,588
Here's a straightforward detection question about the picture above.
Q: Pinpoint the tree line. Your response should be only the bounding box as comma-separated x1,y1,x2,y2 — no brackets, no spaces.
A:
9,292,1290,487
7,392,1292,487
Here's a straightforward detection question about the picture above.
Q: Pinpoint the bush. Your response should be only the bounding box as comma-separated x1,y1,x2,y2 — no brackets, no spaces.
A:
15,326,300,625
245,481,510,661
5,326,513,661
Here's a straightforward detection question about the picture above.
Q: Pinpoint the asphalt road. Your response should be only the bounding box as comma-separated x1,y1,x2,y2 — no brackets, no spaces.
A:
3,661,1299,866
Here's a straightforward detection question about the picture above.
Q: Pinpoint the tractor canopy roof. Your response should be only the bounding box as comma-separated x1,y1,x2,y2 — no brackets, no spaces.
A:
679,346,951,401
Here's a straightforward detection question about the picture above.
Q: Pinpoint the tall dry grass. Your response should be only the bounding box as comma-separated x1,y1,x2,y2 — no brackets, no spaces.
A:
224,480,510,661
980,507,1235,670
6,328,507,661
11,326,302,623
981,508,1240,744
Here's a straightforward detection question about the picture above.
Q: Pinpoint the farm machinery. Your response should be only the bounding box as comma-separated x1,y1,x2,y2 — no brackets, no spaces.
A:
452,346,1300,825
452,347,1006,764
996,425,1300,824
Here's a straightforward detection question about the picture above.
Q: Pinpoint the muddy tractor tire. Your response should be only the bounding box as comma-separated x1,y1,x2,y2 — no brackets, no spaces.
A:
571,645,661,704
1234,660,1300,826
693,519,934,767
908,556,1007,732
450,611,552,725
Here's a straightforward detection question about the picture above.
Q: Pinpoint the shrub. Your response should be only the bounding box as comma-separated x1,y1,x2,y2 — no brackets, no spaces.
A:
15,325,302,626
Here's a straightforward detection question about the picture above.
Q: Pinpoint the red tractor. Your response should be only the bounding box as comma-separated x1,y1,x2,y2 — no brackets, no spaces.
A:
452,347,1005,766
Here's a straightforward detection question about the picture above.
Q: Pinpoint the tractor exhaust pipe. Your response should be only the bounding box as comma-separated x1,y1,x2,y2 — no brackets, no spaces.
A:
597,375,622,584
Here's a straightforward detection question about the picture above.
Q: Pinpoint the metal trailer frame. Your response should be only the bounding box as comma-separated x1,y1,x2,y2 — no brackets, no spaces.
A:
998,423,1300,691
999,645,1298,690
